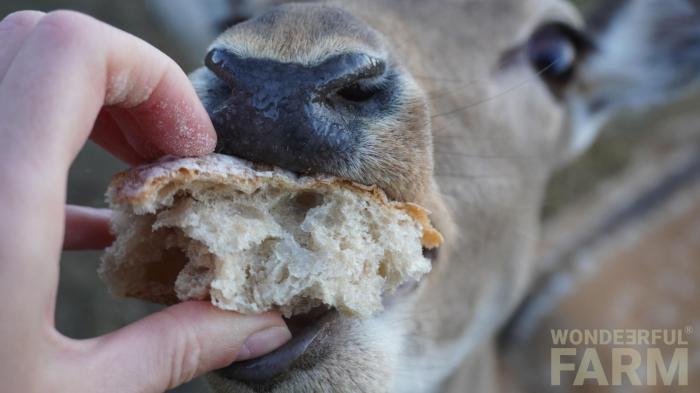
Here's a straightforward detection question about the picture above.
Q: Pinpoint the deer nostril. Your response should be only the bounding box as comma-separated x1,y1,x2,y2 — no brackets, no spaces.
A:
335,82,382,102
205,48,240,87
316,54,387,103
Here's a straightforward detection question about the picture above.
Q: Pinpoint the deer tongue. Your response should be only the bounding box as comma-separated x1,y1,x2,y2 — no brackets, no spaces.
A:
215,309,337,382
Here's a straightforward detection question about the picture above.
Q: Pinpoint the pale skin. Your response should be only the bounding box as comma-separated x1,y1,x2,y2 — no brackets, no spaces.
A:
0,10,292,393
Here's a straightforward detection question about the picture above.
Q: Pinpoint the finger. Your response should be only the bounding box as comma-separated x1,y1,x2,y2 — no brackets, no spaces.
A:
63,205,113,250
91,110,147,165
79,302,291,392
0,11,45,81
0,11,215,320
0,10,216,175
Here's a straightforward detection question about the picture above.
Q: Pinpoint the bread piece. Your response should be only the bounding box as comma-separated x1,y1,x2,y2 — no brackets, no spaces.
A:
100,154,443,318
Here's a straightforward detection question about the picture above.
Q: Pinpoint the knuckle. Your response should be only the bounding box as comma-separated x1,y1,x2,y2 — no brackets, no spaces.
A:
33,10,95,47
0,10,45,33
161,309,204,388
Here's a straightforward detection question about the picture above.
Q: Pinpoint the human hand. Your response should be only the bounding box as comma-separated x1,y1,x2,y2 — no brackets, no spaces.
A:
0,10,291,392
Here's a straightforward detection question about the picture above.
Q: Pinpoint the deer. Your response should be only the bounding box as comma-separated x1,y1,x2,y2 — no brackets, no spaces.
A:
141,0,700,392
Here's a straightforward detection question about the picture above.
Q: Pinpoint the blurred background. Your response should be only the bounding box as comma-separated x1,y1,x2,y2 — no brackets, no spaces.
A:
0,1,698,392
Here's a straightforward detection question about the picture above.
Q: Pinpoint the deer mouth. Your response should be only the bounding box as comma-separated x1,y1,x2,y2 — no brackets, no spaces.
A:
216,306,338,382
214,259,429,382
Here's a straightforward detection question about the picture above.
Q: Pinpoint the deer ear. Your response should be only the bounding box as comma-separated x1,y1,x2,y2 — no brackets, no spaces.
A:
563,0,700,158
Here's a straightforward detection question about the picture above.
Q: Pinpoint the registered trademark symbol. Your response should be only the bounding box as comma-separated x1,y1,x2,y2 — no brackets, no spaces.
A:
686,326,694,335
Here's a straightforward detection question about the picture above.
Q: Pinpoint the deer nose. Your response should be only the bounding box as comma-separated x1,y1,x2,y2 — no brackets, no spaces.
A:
204,48,388,174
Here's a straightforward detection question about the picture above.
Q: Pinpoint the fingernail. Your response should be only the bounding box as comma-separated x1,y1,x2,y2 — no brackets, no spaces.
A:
237,326,292,361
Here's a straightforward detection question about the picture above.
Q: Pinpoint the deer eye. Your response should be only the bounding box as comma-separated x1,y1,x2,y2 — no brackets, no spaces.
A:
527,23,592,94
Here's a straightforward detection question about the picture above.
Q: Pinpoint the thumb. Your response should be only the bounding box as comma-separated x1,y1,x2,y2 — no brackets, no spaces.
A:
80,301,291,392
